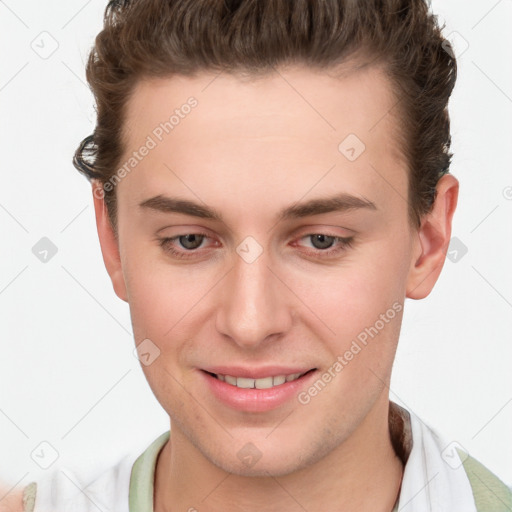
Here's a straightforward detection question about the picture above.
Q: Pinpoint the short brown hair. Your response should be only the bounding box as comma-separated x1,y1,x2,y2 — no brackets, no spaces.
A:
74,0,457,233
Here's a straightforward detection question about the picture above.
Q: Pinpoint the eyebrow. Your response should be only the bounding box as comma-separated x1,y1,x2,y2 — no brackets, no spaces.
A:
139,193,377,223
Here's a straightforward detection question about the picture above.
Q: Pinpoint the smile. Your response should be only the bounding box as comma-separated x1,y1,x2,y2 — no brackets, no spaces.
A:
200,368,318,411
207,371,312,389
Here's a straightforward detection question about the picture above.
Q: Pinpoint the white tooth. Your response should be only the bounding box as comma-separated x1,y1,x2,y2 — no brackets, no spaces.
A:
225,375,237,385
222,373,301,389
272,375,286,386
237,377,255,388
255,376,274,389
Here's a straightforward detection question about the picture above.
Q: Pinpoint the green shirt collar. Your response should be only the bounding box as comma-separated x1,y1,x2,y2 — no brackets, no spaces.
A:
129,431,170,512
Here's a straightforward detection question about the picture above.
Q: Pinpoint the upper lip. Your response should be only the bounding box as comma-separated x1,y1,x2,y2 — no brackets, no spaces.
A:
200,366,316,379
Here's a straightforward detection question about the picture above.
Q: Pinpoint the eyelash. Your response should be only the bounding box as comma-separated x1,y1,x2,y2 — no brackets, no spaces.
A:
157,232,354,260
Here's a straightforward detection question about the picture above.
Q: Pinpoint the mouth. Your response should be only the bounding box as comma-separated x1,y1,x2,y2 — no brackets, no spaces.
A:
202,369,316,389
200,367,319,412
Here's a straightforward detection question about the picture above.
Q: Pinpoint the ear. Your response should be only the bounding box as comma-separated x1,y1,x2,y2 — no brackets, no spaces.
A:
406,174,459,300
91,181,128,302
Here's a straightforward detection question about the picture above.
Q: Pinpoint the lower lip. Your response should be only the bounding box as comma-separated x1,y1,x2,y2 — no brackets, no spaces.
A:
199,370,317,412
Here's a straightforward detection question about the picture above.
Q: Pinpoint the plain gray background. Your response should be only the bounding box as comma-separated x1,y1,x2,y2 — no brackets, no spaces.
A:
1,0,511,491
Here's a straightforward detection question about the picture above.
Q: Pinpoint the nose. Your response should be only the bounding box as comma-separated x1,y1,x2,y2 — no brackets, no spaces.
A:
215,245,293,349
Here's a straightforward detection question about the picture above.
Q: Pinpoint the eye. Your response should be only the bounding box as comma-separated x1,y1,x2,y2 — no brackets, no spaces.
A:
295,233,354,257
158,233,212,259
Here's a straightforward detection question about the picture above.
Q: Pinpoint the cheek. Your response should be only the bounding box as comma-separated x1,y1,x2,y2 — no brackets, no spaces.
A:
122,257,200,411
125,269,202,343
296,245,407,409
120,233,211,340
289,237,409,343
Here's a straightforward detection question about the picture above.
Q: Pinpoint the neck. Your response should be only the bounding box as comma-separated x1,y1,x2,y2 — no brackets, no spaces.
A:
154,397,405,512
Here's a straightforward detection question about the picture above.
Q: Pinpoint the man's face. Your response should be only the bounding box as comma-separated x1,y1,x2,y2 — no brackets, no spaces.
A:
112,65,419,476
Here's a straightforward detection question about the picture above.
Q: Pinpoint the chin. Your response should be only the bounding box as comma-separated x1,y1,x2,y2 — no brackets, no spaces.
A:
215,455,302,478
207,435,336,478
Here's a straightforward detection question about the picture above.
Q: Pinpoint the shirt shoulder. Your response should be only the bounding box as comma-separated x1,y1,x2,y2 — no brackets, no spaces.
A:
391,401,511,512
20,451,136,512
458,449,512,511
18,431,170,512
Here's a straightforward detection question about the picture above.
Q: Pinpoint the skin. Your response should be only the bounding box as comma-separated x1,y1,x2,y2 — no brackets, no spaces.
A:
91,64,458,512
0,487,23,512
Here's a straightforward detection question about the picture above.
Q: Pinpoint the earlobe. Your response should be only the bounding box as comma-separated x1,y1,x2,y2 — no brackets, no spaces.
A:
91,181,128,302
406,174,459,300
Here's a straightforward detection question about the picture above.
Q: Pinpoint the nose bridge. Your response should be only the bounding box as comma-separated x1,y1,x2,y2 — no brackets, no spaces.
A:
215,244,291,347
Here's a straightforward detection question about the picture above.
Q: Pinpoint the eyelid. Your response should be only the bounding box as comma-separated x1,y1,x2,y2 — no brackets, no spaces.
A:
156,224,216,236
293,224,356,237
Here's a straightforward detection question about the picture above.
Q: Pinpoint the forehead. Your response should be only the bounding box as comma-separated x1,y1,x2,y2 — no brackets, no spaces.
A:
118,64,408,224
125,64,400,145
